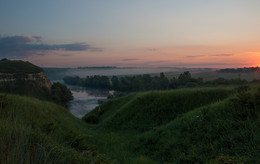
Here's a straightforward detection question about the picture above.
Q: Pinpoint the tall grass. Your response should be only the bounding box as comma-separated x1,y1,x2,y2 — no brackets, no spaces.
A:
0,94,110,163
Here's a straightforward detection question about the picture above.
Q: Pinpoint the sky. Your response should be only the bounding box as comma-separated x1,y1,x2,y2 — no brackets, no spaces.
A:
1,0,260,68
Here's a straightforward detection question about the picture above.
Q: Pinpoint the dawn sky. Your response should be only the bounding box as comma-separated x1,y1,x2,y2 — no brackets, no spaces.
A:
1,0,260,67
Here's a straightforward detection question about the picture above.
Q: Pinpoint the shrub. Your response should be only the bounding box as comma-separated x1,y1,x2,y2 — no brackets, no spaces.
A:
235,85,250,93
254,88,260,109
0,95,9,109
83,114,99,124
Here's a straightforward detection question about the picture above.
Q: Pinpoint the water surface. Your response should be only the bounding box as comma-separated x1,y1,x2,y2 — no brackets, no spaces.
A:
67,86,108,118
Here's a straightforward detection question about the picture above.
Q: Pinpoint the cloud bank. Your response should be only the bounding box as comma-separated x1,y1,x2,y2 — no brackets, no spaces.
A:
0,35,102,58
186,54,234,58
186,55,205,58
122,58,139,61
209,54,233,57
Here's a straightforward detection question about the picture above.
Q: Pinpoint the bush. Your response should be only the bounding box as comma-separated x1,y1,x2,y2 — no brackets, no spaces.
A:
83,114,99,124
186,82,198,88
254,88,260,108
0,95,9,109
235,85,250,93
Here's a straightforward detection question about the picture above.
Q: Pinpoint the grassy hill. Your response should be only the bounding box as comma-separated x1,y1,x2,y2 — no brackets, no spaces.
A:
83,86,260,163
137,92,260,163
0,94,110,163
0,60,43,73
85,88,233,132
1,85,260,163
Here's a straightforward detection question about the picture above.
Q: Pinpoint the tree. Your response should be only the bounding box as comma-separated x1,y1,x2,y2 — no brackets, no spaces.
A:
169,77,178,89
160,72,165,79
178,71,191,85
111,76,119,90
51,82,73,106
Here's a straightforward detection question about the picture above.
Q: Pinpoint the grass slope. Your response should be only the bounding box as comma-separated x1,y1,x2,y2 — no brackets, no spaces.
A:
83,86,260,163
0,94,110,163
85,88,233,132
137,95,260,163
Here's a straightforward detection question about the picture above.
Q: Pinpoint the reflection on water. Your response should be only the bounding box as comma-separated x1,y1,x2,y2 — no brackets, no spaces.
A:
67,85,108,118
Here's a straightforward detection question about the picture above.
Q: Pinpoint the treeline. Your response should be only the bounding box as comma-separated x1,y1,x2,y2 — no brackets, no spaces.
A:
0,80,73,106
63,71,253,92
218,66,260,73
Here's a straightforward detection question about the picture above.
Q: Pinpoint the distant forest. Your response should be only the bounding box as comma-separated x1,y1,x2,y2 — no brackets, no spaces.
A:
218,66,260,73
63,72,258,92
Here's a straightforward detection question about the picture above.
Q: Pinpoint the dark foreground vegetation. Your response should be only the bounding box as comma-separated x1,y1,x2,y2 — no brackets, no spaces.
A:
63,71,255,92
0,94,110,163
1,84,260,163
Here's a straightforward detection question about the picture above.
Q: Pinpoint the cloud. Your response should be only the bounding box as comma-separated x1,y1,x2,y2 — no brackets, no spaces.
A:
0,35,102,58
210,54,233,57
180,62,230,66
186,55,205,58
143,60,166,64
32,36,43,42
185,54,233,58
145,48,157,52
60,54,72,57
122,58,139,61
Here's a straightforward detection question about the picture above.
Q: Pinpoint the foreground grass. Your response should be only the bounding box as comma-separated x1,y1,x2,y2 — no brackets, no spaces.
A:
1,85,260,163
137,96,260,163
84,86,260,163
0,94,110,163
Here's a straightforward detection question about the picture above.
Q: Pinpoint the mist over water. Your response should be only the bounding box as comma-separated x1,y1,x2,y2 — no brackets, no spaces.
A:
67,86,108,118
65,67,181,77
45,67,210,81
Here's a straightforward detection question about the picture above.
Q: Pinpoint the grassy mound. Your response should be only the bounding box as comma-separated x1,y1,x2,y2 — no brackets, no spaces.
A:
0,60,43,73
137,87,260,163
85,88,233,132
0,94,110,163
82,86,260,163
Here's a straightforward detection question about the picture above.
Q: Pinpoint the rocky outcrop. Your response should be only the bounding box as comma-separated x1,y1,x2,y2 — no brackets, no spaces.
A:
0,71,51,91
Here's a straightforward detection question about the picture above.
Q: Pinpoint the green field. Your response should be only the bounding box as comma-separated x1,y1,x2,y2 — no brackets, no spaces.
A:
1,85,260,163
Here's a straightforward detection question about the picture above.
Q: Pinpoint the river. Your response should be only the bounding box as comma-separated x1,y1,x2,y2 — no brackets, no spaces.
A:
66,86,108,118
